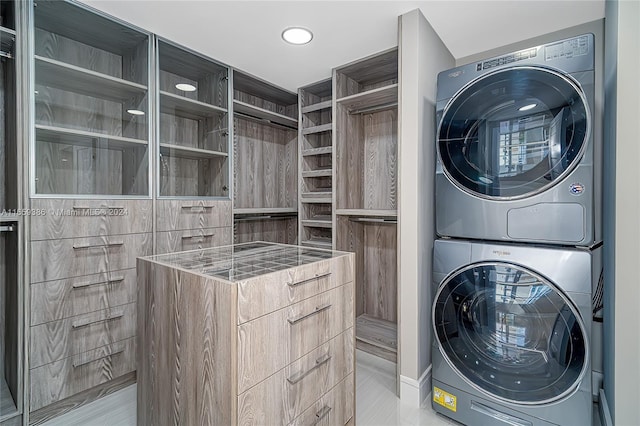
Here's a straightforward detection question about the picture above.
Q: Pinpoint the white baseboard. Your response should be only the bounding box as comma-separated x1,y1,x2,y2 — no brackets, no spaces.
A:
400,365,432,407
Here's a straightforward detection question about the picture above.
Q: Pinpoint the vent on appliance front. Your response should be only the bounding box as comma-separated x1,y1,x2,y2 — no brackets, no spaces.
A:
476,48,538,71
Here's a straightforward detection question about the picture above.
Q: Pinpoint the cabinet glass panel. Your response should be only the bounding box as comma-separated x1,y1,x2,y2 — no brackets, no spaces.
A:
158,40,229,198
33,1,149,196
0,12,16,211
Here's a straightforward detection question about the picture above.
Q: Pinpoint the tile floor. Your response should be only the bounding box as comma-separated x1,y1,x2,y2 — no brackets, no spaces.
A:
41,349,601,426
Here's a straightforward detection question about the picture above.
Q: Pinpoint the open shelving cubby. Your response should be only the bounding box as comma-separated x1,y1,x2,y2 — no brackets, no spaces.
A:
158,39,230,198
33,1,150,196
334,48,399,361
232,70,298,244
298,79,334,250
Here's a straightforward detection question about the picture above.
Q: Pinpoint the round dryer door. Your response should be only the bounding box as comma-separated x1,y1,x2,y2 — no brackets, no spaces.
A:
438,66,589,199
433,262,588,405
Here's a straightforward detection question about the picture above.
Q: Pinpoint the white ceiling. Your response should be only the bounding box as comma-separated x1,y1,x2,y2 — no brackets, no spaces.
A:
80,0,605,92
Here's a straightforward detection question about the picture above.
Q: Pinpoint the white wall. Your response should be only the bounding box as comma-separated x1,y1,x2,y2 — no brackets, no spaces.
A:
397,9,454,406
605,0,640,424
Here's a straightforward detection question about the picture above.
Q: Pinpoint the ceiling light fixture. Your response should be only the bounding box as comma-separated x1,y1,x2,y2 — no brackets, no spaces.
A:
282,27,313,45
518,103,537,112
176,83,197,92
127,109,145,116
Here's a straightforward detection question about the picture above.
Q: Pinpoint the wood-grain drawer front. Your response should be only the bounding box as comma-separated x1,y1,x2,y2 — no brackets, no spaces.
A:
30,337,136,411
238,283,354,394
156,227,232,255
30,199,153,241
238,330,354,425
31,232,152,283
238,254,354,324
289,373,354,426
156,199,232,232
30,303,136,369
30,269,137,326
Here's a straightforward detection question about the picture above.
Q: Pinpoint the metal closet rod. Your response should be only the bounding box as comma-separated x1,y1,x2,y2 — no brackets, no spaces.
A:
234,112,298,131
234,214,297,222
0,225,15,232
348,217,397,225
349,102,398,115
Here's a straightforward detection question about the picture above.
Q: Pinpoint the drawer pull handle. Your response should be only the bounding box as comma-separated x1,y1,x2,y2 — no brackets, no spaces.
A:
181,233,215,240
181,205,213,212
72,206,125,211
287,272,331,287
313,405,332,424
287,304,332,325
287,353,332,384
73,241,124,250
72,276,125,289
72,311,124,328
72,348,124,368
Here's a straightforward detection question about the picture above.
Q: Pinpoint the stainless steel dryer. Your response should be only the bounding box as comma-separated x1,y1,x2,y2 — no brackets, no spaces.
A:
436,34,601,246
431,239,601,426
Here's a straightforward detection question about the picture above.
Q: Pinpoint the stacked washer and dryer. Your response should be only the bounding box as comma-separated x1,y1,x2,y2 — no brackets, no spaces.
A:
431,34,602,426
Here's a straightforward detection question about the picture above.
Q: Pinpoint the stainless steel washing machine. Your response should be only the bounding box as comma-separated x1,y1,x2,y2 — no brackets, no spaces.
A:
431,239,600,426
436,34,601,246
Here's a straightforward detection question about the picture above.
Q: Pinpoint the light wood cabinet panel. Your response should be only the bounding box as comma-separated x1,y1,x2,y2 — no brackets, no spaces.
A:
238,330,353,425
30,303,136,368
237,254,353,323
30,199,152,241
30,232,152,283
156,199,232,231
155,226,232,255
29,337,136,411
289,373,354,426
30,268,137,326
237,282,353,394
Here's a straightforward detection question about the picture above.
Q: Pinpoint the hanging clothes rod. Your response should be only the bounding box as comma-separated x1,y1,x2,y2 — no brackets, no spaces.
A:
234,214,297,222
348,217,397,225
349,102,398,115
0,225,15,232
234,112,298,131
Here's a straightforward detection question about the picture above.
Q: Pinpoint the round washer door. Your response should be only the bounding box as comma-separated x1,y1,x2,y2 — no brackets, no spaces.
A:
433,262,588,405
438,66,589,199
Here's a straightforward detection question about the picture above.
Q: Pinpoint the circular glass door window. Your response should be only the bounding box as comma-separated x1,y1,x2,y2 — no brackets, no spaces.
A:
438,67,589,199
433,263,588,405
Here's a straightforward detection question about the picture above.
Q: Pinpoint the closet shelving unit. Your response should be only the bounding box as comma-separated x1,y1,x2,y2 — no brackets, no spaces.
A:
0,2,23,424
298,79,334,250
232,70,298,244
334,49,399,362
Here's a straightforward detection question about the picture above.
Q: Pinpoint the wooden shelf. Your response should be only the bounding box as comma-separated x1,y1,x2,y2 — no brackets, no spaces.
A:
0,26,15,56
356,314,397,353
301,219,332,229
302,169,332,178
159,143,228,160
302,146,332,156
301,199,332,205
233,207,297,215
301,191,331,198
233,100,298,128
335,209,397,218
301,237,332,249
302,123,332,135
35,55,147,102
160,91,227,120
336,84,398,112
301,100,332,114
35,124,148,150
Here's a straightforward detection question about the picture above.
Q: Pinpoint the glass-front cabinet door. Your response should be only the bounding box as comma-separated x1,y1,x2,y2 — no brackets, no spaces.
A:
437,67,589,199
433,262,588,404
157,39,229,198
33,1,150,196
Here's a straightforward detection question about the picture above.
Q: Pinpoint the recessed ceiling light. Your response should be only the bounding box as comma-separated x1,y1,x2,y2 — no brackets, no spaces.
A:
518,103,537,112
282,27,313,45
176,83,197,92
127,109,145,116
